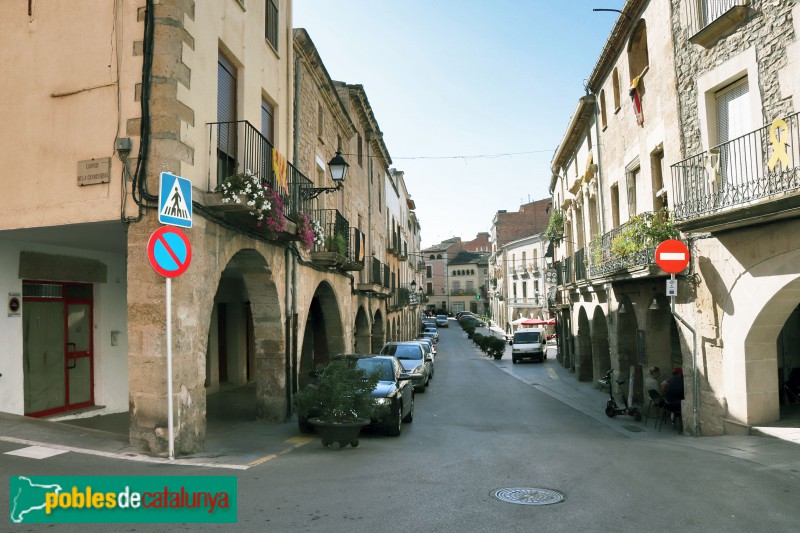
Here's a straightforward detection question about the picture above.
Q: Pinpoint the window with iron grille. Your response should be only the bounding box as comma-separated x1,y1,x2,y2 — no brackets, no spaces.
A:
265,0,279,51
261,99,274,144
626,159,640,218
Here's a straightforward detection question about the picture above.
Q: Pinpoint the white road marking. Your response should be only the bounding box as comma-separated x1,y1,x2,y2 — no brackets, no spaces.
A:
5,446,68,459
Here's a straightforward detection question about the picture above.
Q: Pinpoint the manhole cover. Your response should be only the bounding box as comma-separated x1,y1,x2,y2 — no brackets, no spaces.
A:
491,487,565,506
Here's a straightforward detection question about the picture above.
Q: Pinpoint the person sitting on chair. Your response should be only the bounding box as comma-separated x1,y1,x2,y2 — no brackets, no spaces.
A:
661,368,685,425
645,366,662,399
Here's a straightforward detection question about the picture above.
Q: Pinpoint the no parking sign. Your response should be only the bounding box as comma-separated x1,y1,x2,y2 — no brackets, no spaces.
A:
147,226,192,278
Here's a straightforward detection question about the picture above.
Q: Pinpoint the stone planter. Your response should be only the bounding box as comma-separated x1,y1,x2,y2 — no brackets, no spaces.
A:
309,418,369,449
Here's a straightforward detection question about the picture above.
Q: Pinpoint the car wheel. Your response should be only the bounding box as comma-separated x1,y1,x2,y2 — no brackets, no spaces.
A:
387,403,403,436
402,395,414,423
512,357,517,364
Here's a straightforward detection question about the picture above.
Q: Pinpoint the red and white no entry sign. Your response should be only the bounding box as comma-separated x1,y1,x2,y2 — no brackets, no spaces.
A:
147,226,192,278
655,239,690,274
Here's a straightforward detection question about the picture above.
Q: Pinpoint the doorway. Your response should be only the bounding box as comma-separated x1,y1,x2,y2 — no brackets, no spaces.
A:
23,281,94,417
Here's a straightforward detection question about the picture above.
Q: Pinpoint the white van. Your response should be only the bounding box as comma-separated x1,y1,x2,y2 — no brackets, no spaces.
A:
511,328,545,364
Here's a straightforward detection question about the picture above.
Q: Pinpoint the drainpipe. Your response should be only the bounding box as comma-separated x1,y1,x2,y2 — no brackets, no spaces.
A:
366,129,375,341
286,54,303,413
670,242,698,436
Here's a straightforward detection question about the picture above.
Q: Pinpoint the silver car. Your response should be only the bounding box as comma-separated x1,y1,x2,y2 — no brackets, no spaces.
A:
380,342,433,392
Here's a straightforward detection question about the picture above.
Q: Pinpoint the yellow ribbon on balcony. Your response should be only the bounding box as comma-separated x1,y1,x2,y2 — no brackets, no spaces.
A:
272,147,288,192
768,118,790,172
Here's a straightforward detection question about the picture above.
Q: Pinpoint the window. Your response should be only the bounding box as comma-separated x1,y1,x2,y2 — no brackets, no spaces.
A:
628,20,649,82
612,67,621,111
426,266,432,278
626,160,640,218
466,280,474,293
715,77,750,189
265,0,279,51
600,89,607,129
217,52,237,179
426,282,432,295
317,103,324,139
651,146,666,212
357,134,363,167
610,183,620,228
261,99,274,144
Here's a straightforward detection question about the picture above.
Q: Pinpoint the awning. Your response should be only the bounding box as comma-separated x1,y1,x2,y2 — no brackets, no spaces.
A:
520,317,556,326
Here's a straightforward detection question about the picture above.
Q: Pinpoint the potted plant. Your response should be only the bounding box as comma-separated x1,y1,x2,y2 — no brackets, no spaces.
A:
216,169,286,237
544,208,564,241
294,358,381,449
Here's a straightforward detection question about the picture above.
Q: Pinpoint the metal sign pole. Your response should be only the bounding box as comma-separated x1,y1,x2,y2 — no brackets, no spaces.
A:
167,276,174,460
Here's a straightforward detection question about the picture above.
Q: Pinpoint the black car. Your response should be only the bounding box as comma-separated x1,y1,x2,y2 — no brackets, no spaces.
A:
298,354,416,436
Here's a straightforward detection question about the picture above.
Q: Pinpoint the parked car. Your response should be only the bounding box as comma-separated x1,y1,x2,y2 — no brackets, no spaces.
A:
456,311,477,320
420,331,438,346
297,354,416,436
459,316,484,327
510,328,545,364
380,342,433,392
408,340,435,372
435,314,449,328
415,336,436,355
423,324,439,341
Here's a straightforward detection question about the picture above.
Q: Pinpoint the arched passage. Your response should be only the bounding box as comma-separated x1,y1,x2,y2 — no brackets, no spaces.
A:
205,249,285,422
575,307,593,381
591,306,610,382
299,281,345,387
371,310,385,353
354,306,371,354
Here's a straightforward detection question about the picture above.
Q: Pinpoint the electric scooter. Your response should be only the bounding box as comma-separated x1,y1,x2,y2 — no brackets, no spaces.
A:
597,368,642,421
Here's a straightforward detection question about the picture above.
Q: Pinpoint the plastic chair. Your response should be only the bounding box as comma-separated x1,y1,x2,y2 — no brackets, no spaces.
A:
644,389,666,431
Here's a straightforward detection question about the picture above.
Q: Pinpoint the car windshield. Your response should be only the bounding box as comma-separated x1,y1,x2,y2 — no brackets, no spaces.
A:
355,359,394,381
382,344,422,360
514,331,541,343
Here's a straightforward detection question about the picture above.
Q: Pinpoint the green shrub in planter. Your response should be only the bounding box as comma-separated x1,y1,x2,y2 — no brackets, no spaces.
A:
464,325,476,338
472,332,485,349
487,336,507,360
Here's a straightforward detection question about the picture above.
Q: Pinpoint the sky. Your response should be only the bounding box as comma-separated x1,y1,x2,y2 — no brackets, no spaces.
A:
294,1,622,249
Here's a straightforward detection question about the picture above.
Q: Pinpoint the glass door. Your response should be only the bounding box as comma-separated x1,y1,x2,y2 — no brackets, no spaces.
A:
23,282,94,417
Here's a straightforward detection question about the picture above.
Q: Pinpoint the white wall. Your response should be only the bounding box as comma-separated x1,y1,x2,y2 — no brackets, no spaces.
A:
0,241,128,416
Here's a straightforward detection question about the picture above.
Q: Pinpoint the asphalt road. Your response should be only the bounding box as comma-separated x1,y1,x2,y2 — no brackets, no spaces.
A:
2,321,799,532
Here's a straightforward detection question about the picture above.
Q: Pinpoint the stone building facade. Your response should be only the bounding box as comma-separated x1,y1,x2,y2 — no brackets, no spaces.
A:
550,0,800,436
0,1,422,456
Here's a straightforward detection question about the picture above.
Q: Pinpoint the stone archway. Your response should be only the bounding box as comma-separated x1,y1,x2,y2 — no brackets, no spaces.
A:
728,274,800,425
299,281,345,384
575,307,593,381
371,310,385,353
591,306,611,382
354,306,371,354
227,251,285,422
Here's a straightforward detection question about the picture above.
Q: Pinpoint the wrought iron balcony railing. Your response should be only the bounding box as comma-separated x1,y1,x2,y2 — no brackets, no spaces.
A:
586,211,667,277
562,256,572,286
671,112,800,223
574,248,586,282
310,208,350,255
388,288,412,310
687,0,747,39
370,257,382,285
208,120,313,221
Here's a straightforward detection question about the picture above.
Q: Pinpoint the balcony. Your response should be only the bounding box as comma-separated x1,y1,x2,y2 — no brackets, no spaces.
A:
388,287,412,311
507,297,543,308
586,211,675,278
671,112,800,233
687,0,748,48
574,248,586,282
356,257,390,296
309,209,363,271
203,120,313,238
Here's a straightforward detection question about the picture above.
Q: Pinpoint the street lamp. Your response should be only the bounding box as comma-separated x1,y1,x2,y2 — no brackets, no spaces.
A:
410,279,417,292
300,151,350,200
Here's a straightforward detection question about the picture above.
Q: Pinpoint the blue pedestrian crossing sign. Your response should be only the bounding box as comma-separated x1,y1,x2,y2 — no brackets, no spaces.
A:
159,172,192,228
